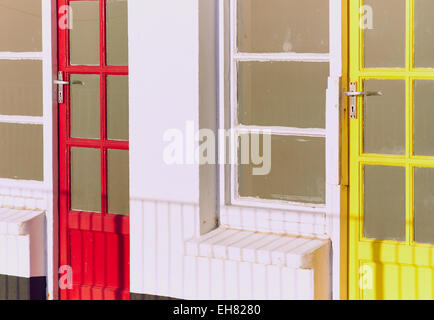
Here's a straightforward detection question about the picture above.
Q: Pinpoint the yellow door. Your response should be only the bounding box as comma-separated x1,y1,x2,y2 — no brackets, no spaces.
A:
349,0,434,299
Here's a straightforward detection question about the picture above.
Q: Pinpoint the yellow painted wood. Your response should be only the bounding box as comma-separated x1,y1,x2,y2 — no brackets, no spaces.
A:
348,0,434,300
340,0,350,301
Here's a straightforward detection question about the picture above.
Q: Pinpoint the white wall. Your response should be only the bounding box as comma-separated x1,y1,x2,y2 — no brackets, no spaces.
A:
128,0,201,296
129,0,199,205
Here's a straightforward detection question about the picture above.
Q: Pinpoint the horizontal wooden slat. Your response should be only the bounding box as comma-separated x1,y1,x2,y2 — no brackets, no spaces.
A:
68,212,129,235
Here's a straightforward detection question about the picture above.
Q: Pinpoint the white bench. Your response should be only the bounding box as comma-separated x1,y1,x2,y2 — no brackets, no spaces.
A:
0,208,45,299
185,227,331,300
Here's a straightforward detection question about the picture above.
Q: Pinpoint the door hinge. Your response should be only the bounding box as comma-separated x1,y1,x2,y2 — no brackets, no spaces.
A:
54,71,69,104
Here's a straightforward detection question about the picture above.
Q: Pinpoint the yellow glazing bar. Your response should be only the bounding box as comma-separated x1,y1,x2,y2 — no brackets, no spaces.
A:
406,0,414,245
348,0,361,300
406,76,413,245
355,70,434,77
406,0,413,72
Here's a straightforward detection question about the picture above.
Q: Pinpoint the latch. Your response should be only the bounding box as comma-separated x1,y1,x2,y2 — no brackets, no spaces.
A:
344,82,383,119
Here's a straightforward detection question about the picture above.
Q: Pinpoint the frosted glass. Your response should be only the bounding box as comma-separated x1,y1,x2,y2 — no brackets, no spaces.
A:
70,74,100,139
237,0,329,53
0,123,43,181
415,0,434,68
364,165,406,241
0,0,42,52
107,76,129,141
71,148,101,213
108,150,129,215
107,0,128,66
363,80,405,155
70,1,100,65
239,135,325,204
363,0,405,68
0,60,42,116
238,62,329,128
414,167,434,244
414,80,434,156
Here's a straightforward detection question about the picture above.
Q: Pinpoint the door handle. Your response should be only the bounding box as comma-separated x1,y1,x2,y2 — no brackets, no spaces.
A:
53,80,69,85
54,71,68,103
344,91,383,97
345,82,383,119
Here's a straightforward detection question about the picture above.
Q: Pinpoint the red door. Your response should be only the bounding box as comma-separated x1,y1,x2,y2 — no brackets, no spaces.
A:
58,0,130,300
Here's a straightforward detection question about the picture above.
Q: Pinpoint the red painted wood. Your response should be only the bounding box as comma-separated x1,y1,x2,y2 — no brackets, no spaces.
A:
59,0,130,300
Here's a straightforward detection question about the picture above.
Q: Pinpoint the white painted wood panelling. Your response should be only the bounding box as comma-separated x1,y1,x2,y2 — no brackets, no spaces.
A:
131,197,330,299
186,227,331,299
220,205,327,238
130,198,199,298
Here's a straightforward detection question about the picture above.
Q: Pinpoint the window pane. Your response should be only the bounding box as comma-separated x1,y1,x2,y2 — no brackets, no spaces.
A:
238,62,329,128
107,0,128,66
70,74,100,139
107,75,129,141
70,1,100,65
237,0,329,53
415,0,434,68
108,149,129,215
363,79,405,155
0,60,42,116
0,123,43,181
414,167,434,244
414,80,434,156
71,147,101,213
363,0,405,68
364,165,406,241
238,135,325,204
0,0,42,52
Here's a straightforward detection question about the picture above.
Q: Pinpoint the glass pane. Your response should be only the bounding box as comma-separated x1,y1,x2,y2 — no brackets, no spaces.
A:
107,75,129,141
414,80,434,156
363,79,405,155
415,0,434,68
237,0,329,53
238,62,329,128
71,147,101,213
0,0,42,52
364,165,406,241
106,0,128,66
414,167,434,244
0,123,43,181
70,74,100,139
239,135,325,204
108,150,129,215
70,1,100,65
0,60,42,116
363,0,405,68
